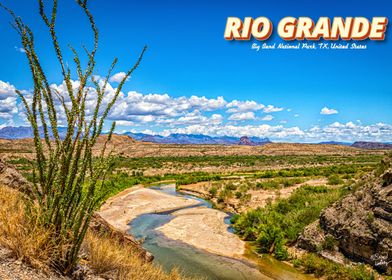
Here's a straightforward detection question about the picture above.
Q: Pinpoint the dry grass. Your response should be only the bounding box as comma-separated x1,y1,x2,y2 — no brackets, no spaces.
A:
82,231,199,280
0,185,59,271
0,185,197,279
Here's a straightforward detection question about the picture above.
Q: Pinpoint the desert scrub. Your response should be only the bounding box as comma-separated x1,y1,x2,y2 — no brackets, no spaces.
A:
255,178,305,190
296,253,377,280
327,174,344,185
111,154,381,171
233,185,347,259
322,235,338,251
253,164,375,179
208,186,218,197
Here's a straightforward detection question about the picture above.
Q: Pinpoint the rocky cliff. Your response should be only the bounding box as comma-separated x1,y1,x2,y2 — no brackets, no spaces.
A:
298,153,392,274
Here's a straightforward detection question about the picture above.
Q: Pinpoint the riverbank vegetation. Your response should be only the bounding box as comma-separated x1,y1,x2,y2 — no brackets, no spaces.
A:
232,185,347,260
293,253,377,280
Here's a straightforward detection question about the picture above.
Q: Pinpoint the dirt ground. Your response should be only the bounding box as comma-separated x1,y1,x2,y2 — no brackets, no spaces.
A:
179,178,329,213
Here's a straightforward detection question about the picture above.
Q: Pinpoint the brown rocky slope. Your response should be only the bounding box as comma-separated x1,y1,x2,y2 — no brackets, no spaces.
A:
298,153,392,274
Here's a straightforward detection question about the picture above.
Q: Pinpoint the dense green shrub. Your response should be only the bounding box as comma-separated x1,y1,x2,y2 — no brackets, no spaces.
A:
234,185,346,258
209,186,218,197
328,174,344,185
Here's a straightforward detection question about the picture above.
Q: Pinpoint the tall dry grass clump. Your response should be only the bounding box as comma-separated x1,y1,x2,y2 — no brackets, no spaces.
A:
82,232,194,280
0,185,59,270
0,0,146,274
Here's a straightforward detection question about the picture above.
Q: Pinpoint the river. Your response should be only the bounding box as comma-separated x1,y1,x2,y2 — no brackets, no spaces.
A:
128,184,313,280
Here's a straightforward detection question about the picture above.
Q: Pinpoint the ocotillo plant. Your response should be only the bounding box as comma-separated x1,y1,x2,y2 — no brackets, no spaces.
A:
0,0,146,273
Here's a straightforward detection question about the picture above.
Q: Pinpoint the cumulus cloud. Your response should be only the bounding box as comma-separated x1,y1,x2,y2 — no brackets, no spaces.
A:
228,112,256,121
161,121,392,142
1,79,391,143
109,72,129,83
261,115,274,121
0,81,17,119
110,91,226,121
170,111,223,126
116,120,135,126
164,124,305,139
226,100,264,113
305,122,392,142
320,107,338,115
263,105,283,113
0,81,15,99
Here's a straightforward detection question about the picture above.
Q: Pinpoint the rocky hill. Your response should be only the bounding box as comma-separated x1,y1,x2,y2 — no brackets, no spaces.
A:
236,136,271,146
298,153,392,274
352,141,392,150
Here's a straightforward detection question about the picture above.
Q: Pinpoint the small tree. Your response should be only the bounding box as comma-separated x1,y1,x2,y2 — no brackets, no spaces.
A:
1,0,146,274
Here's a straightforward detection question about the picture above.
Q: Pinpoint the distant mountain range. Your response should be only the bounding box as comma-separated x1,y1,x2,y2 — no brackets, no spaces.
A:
351,141,392,150
0,126,391,149
121,132,271,146
0,126,271,146
318,141,352,146
0,126,69,139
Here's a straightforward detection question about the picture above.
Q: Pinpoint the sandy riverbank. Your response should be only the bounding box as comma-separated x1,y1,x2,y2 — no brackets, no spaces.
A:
97,184,246,259
157,206,245,258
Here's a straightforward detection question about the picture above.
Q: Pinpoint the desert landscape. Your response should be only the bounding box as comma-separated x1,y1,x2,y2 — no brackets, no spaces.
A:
0,0,390,279
1,135,391,279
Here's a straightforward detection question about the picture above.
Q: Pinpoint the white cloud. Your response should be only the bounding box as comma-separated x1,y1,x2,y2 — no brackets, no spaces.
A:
0,81,17,119
228,112,256,121
226,100,264,113
263,105,283,113
320,107,338,115
305,122,392,142
116,120,134,126
172,111,223,126
261,115,274,121
14,46,26,53
164,124,305,139
109,72,129,83
110,91,226,121
161,121,392,142
0,81,16,99
1,79,391,143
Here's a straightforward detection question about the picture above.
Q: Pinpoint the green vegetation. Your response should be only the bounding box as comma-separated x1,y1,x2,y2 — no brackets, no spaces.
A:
233,185,348,260
175,173,221,186
295,253,376,280
255,177,305,190
327,174,344,185
253,164,374,179
1,0,146,274
110,154,381,172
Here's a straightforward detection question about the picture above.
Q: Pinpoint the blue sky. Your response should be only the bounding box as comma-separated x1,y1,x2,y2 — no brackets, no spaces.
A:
0,0,391,142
